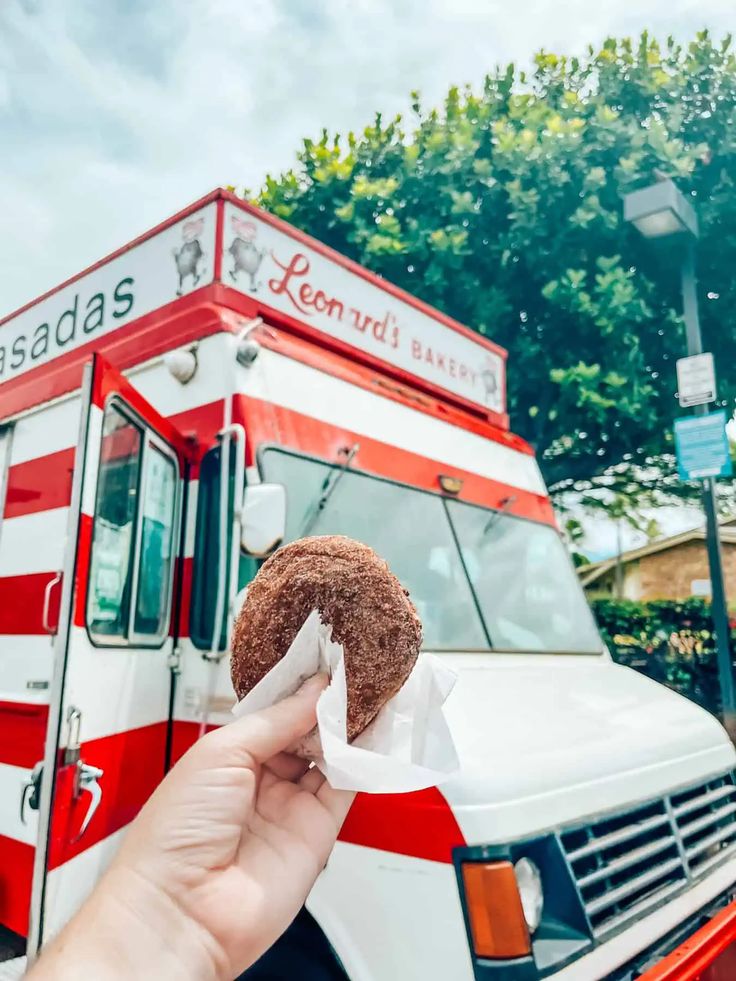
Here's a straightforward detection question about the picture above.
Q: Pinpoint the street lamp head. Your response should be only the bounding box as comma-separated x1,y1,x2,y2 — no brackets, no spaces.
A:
623,179,699,240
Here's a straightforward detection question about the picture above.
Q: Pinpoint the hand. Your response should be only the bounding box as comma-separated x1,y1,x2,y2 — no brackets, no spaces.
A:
29,675,354,981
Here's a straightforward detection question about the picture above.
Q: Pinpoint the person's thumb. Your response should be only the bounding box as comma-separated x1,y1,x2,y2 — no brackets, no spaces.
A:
197,673,328,768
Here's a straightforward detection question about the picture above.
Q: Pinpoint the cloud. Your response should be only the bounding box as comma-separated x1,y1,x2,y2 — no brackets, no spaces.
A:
0,0,734,315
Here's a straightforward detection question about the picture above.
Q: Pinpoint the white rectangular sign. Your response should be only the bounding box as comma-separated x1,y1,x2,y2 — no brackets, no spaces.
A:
691,578,712,597
0,203,217,387
222,202,505,414
676,352,716,408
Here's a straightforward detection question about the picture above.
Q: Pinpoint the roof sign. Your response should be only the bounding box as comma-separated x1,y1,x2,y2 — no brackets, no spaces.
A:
221,203,505,415
0,193,506,418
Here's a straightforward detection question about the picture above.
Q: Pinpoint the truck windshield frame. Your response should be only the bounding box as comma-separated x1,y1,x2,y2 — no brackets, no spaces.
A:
258,445,603,655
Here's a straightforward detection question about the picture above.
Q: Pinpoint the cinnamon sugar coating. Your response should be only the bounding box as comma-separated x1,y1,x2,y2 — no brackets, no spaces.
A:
230,535,422,739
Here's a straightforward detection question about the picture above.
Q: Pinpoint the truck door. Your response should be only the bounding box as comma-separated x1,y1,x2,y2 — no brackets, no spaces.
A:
25,354,192,956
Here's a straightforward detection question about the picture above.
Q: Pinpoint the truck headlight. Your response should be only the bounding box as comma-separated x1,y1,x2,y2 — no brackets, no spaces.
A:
455,838,591,976
514,857,544,934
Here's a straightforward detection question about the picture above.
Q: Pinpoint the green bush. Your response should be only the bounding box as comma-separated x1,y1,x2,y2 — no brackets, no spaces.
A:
591,598,736,719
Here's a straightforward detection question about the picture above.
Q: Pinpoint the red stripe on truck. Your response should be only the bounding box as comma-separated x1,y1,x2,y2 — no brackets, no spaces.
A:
168,400,225,472
0,701,48,768
72,512,93,628
169,719,218,765
0,834,34,937
47,720,168,871
338,787,465,864
4,448,75,519
0,572,61,635
1,400,221,526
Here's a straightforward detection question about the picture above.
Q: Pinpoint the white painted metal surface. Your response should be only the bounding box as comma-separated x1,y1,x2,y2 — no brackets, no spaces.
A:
439,654,735,843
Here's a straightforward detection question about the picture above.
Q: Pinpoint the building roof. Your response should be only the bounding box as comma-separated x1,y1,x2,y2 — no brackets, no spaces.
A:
579,522,736,588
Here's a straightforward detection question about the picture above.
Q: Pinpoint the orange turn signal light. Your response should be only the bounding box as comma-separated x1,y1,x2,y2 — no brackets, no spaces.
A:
461,861,531,960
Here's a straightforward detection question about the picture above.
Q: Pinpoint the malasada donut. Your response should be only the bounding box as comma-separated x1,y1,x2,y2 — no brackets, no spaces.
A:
230,535,423,740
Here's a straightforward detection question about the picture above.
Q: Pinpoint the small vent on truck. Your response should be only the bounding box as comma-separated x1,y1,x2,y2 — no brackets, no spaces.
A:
560,770,736,938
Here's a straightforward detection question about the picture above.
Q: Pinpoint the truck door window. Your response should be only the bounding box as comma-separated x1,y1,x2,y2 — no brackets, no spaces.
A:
189,445,258,651
190,446,230,650
133,442,177,638
87,407,141,639
87,402,179,646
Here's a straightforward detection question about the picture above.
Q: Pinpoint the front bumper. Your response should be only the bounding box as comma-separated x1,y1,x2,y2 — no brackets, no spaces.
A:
637,896,736,981
554,859,736,981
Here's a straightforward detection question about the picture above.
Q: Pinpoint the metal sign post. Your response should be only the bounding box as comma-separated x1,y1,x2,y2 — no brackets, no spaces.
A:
678,241,736,733
625,180,736,736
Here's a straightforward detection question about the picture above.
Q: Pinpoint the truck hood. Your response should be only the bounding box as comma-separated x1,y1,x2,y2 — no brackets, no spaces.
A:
437,652,736,844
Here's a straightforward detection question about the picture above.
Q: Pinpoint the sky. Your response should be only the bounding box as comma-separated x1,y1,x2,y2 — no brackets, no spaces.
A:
1,0,733,556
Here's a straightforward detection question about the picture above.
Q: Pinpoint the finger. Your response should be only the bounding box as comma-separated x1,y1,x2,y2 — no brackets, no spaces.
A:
264,752,310,782
316,784,356,831
216,674,329,765
298,764,326,795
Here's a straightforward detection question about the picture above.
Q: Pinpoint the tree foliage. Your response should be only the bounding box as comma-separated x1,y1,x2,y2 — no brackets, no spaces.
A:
252,31,736,508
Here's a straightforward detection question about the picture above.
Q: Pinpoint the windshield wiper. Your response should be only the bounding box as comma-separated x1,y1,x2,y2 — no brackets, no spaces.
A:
300,443,360,536
482,494,517,536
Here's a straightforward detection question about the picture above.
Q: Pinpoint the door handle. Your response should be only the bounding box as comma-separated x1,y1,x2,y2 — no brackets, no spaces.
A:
20,762,43,825
42,572,62,635
72,762,104,842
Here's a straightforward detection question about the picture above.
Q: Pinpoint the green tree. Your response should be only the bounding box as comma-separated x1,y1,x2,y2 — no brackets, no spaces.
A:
249,31,736,510
562,516,589,568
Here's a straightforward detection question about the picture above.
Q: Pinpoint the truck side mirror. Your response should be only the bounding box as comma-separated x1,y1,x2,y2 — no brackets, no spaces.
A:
241,483,286,557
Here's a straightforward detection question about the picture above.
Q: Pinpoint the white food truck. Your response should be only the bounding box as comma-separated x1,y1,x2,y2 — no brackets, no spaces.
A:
0,190,734,980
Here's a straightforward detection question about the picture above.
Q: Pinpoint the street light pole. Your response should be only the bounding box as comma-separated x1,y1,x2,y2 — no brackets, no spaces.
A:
624,179,736,735
680,239,736,731
680,239,702,357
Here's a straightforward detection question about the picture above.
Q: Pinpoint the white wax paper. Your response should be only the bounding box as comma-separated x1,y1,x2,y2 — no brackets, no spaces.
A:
231,610,460,793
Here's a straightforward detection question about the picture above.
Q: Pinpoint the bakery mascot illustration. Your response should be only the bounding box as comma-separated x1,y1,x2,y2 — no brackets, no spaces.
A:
228,216,266,292
173,217,206,295
480,356,500,407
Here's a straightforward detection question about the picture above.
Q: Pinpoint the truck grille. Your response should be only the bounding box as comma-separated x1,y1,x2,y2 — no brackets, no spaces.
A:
561,771,736,937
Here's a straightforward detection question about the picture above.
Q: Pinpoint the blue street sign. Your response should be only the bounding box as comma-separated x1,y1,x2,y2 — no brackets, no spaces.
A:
674,410,732,480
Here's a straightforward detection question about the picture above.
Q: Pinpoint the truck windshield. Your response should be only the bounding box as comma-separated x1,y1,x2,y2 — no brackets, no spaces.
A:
260,447,601,654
